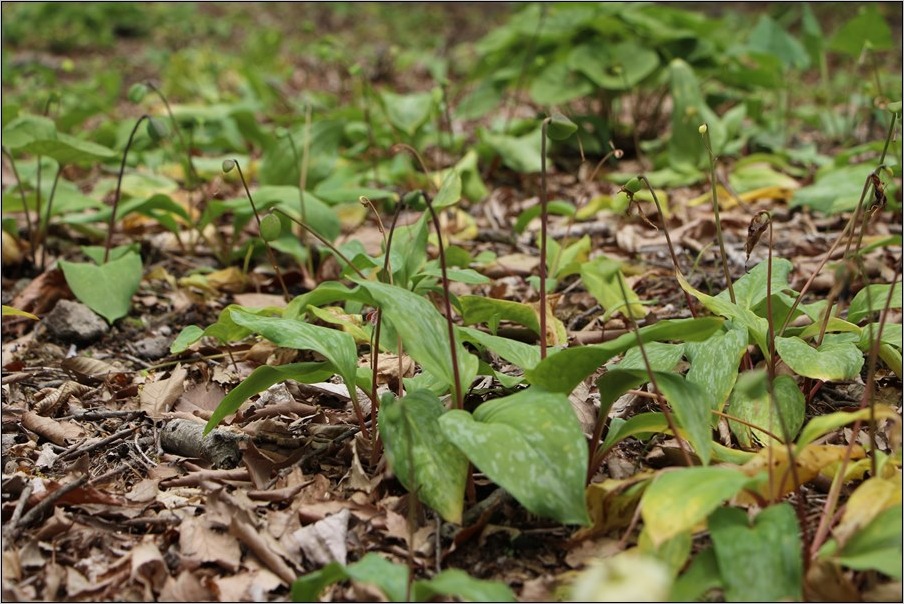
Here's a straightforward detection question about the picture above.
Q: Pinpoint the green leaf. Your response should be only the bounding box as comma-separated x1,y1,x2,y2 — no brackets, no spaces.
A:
1,305,39,320
228,309,360,404
58,251,142,324
355,280,478,404
569,41,659,90
670,547,722,602
796,406,900,452
685,325,749,415
459,295,565,343
847,281,902,324
292,553,409,603
381,90,435,137
709,504,803,601
458,326,541,371
668,59,724,172
728,373,805,447
829,5,894,56
775,336,864,381
528,60,594,105
2,114,57,149
790,164,877,213
641,467,751,547
205,363,333,433
22,133,116,164
580,256,645,320
439,388,590,525
746,15,810,70
412,569,516,602
719,258,793,310
823,505,902,579
600,413,670,458
526,317,724,393
481,128,542,173
432,170,462,209
546,111,578,140
170,325,204,353
379,391,468,523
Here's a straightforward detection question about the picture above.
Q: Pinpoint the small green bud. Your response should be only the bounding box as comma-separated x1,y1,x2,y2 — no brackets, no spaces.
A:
259,213,282,242
623,177,643,194
128,83,149,103
546,111,578,141
888,101,902,114
698,124,708,135
146,117,169,142
222,159,236,173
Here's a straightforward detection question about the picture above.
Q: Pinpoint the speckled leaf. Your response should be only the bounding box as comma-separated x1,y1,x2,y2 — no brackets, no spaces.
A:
379,391,468,523
642,467,751,547
718,258,793,310
355,280,478,404
847,281,902,324
439,388,590,525
526,317,724,393
775,336,864,381
685,325,749,415
728,373,805,447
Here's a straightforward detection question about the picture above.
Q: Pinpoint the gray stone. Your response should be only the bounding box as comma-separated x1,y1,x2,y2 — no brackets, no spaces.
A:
43,300,109,345
132,335,172,360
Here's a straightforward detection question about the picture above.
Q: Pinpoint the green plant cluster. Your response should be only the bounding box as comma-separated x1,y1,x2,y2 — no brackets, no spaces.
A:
1,2,901,601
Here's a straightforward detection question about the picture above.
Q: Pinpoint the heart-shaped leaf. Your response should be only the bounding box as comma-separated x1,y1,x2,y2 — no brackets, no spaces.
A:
439,387,590,525
775,336,864,381
59,251,143,324
379,391,468,523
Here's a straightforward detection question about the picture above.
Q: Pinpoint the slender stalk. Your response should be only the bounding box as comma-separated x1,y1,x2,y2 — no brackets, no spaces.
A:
146,81,199,188
700,124,735,303
391,143,437,192
230,161,291,301
423,192,463,409
38,166,62,271
271,208,367,280
539,119,550,359
104,115,149,264
2,147,36,265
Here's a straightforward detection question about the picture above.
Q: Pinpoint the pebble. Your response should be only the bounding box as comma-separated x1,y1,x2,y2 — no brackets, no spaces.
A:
42,300,109,345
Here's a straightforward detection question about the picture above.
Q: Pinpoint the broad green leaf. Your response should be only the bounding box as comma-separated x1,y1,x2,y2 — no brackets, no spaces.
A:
305,305,370,343
412,569,516,602
728,373,805,446
670,547,722,602
22,133,116,164
458,295,566,344
229,309,360,404
847,281,902,324
528,60,594,105
746,15,810,70
775,336,864,381
580,256,645,320
284,282,369,320
569,41,659,90
709,504,803,601
677,271,769,355
481,128,543,173
205,362,333,433
433,170,462,209
439,388,590,525
513,200,575,234
668,59,724,172
821,505,902,580
614,342,685,373
526,317,724,393
2,114,57,149
685,325,749,415
600,413,670,458
458,326,541,371
641,467,751,546
355,280,478,404
170,325,204,353
58,251,143,324
790,164,877,213
378,391,468,523
381,90,435,137
719,258,792,310
546,111,578,140
829,5,894,56
259,136,300,187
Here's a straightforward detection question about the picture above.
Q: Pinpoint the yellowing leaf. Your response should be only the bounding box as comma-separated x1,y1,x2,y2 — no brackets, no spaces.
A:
739,444,865,503
579,472,654,540
833,475,902,546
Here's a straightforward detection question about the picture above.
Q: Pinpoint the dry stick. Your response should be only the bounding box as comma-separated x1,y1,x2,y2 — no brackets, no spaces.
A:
614,274,694,467
700,124,736,304
423,192,463,410
539,119,550,360
637,175,697,318
57,425,140,462
15,474,88,535
2,148,36,264
5,481,34,539
103,114,149,264
231,161,291,301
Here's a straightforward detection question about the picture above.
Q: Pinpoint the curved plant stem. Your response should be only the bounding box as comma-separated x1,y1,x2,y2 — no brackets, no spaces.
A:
391,143,437,192
146,81,199,188
423,192,463,410
637,175,697,317
2,147,36,265
38,166,62,271
104,114,149,264
271,208,367,280
231,161,290,301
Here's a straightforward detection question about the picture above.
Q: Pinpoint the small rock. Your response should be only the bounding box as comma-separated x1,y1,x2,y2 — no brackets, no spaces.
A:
43,300,108,345
132,335,172,360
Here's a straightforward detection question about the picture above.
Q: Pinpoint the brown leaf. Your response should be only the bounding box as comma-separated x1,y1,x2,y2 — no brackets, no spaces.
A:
141,365,188,418
61,356,120,384
178,515,242,571
130,537,168,594
159,570,213,603
289,508,350,565
21,411,85,445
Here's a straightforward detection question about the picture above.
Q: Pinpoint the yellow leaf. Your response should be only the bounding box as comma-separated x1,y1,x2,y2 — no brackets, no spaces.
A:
833,474,902,546
577,472,653,540
739,444,865,503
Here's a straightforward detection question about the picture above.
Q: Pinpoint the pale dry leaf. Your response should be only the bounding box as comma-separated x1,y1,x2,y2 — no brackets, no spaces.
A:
291,508,350,566
141,365,188,419
159,570,212,603
21,411,85,445
178,515,242,571
130,537,168,593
